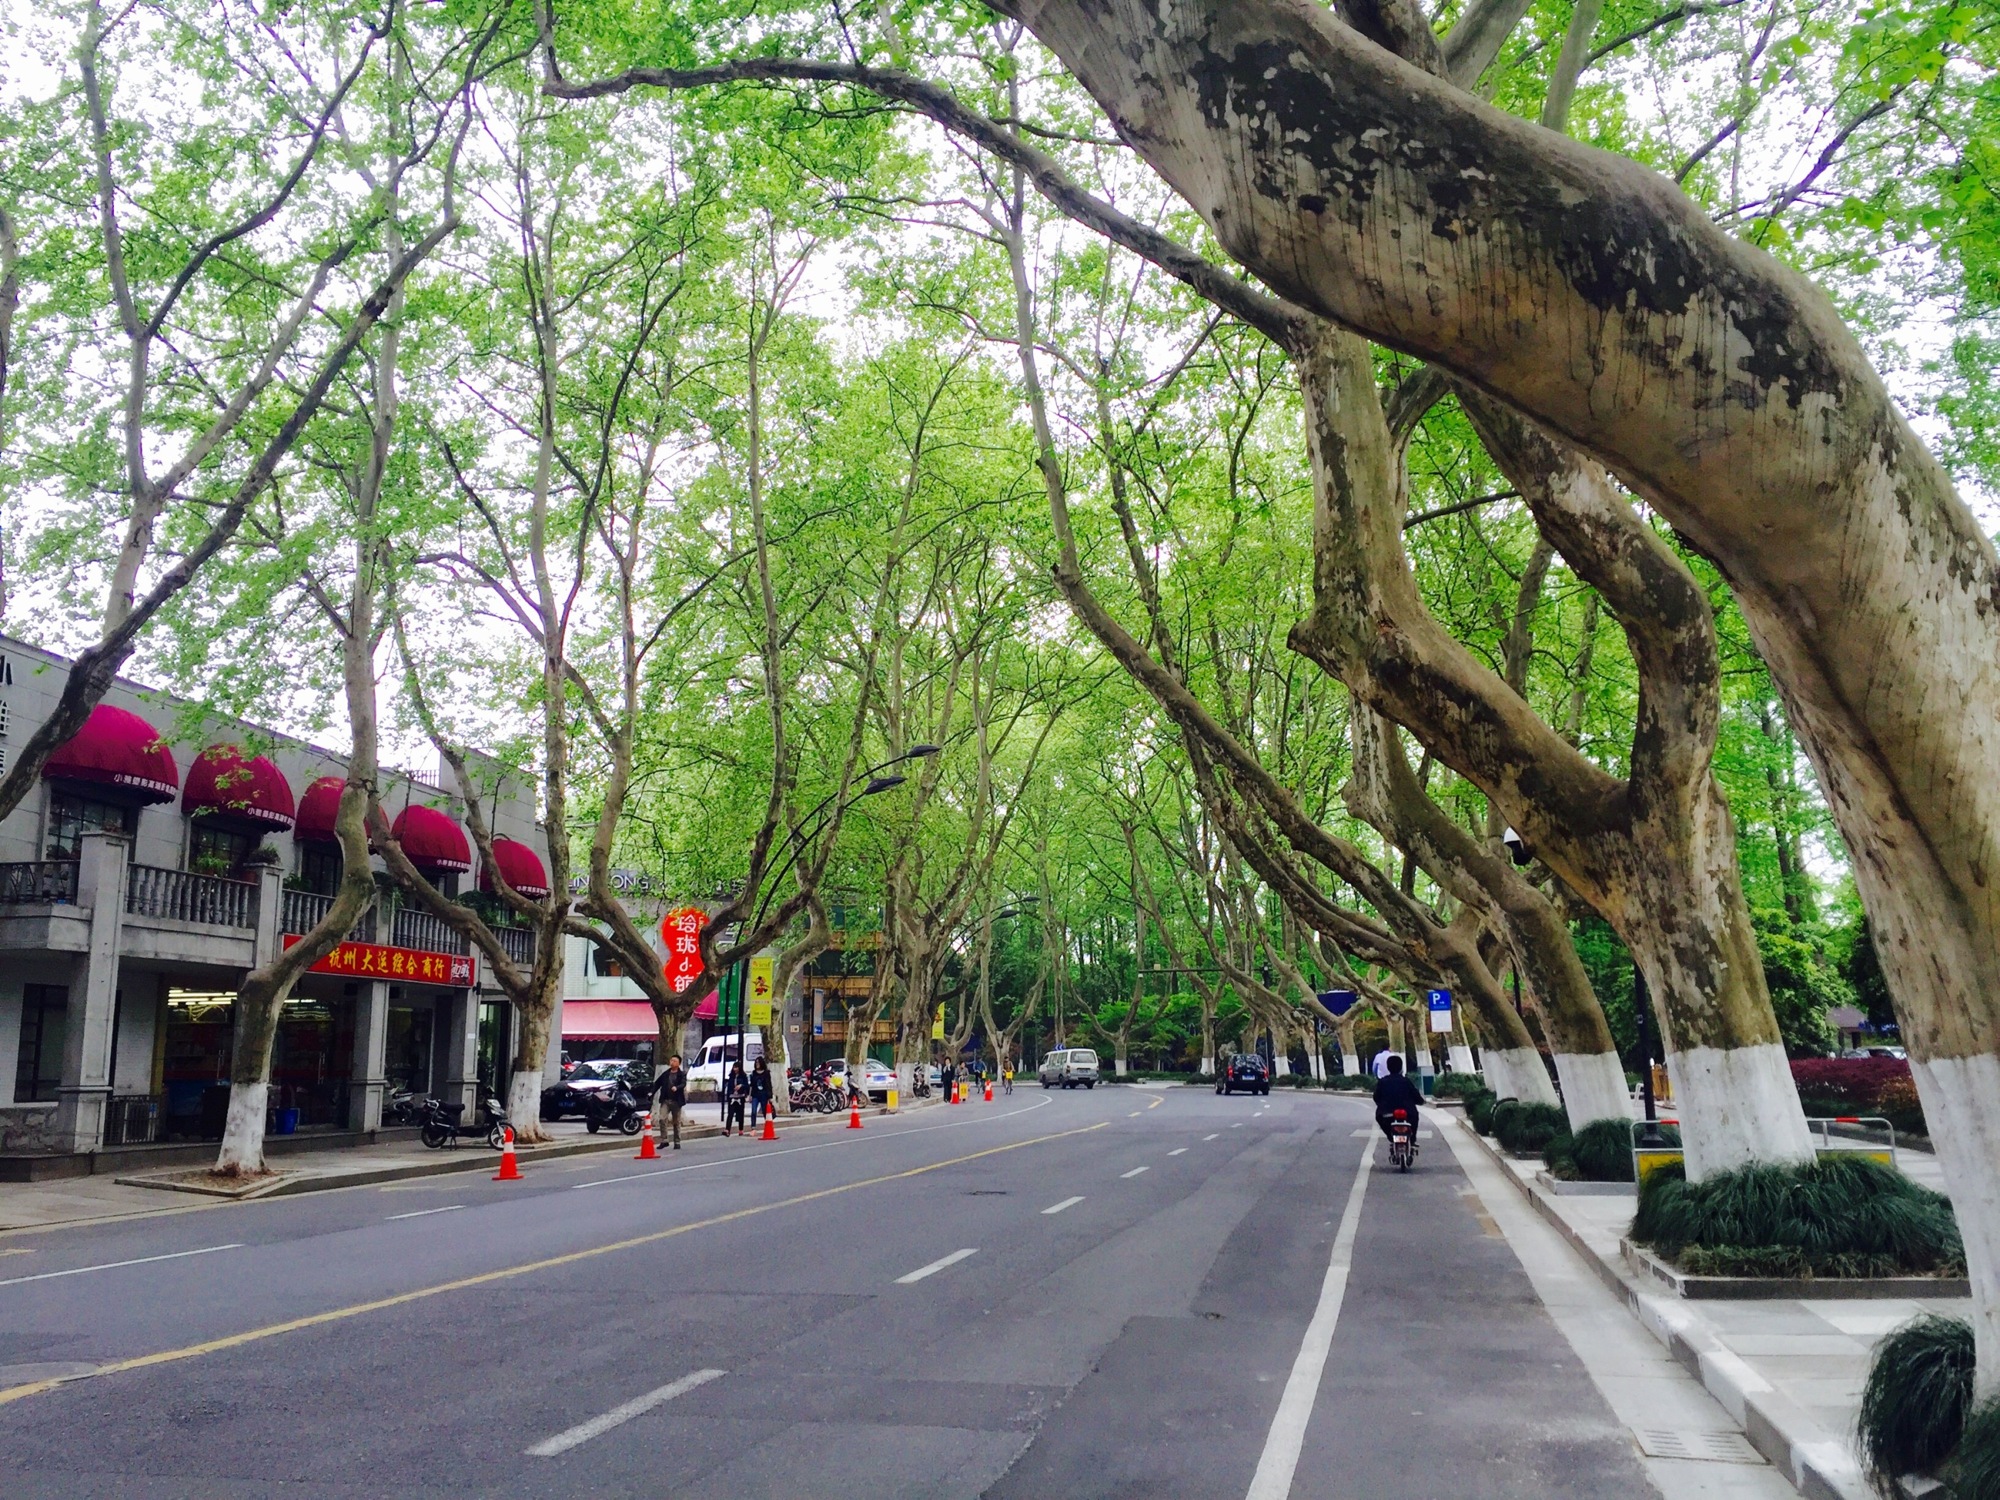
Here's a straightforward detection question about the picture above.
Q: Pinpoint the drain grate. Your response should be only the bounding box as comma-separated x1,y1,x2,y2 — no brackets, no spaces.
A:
1633,1428,1764,1464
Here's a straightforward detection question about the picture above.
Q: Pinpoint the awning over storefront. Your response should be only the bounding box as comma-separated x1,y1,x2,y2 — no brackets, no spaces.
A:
391,803,472,873
295,775,345,842
183,744,296,829
480,836,551,897
562,1000,659,1040
42,704,180,802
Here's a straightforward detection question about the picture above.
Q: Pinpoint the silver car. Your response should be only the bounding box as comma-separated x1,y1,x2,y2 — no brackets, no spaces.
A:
1038,1048,1099,1089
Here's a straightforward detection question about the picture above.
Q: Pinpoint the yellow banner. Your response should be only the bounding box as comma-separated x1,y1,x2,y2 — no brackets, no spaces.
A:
931,1004,945,1040
748,956,775,1026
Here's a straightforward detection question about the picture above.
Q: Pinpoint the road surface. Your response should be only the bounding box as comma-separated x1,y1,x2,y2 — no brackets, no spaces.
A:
0,1086,1791,1498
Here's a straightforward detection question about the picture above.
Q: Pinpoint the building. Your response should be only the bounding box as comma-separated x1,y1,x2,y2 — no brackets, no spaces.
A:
0,633,551,1170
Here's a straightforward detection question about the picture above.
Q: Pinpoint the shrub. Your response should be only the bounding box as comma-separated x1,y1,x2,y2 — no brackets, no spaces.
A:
1432,1071,1484,1098
1631,1155,1963,1277
1464,1087,1499,1134
1544,1118,1638,1181
1493,1101,1569,1156
1789,1057,1929,1137
1858,1315,1974,1493
1951,1396,2000,1498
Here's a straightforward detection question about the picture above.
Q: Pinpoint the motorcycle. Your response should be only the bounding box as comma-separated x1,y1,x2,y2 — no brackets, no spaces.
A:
1386,1108,1419,1172
581,1080,646,1135
420,1095,510,1150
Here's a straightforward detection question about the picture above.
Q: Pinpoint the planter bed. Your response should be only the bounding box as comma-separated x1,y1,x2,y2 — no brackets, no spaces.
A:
1621,1239,1970,1300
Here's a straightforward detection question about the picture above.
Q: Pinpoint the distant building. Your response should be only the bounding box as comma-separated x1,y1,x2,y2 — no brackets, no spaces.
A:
0,634,549,1165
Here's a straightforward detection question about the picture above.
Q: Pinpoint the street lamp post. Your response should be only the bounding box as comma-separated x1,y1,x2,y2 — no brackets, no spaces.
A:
733,746,938,1099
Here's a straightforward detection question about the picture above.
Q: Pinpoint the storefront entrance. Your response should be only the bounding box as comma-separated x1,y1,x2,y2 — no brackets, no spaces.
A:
160,987,355,1139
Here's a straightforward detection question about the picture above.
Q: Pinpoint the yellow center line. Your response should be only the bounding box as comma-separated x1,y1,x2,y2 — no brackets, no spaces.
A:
0,1119,1109,1409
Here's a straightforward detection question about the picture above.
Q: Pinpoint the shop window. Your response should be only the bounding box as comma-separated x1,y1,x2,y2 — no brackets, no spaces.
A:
13,985,67,1103
45,791,137,861
188,820,256,878
297,844,343,896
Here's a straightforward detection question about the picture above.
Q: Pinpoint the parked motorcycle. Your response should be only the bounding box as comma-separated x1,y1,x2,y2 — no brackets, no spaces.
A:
581,1080,645,1135
420,1095,510,1150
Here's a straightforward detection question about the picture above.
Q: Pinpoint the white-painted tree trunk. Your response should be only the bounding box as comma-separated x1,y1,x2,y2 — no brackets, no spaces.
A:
214,1081,269,1177
1551,1051,1632,1130
1272,1052,1290,1077
897,1062,917,1099
1482,1048,1560,1108
1342,1050,1362,1076
505,1069,542,1144
1665,1043,1816,1178
1448,1044,1477,1075
1200,1053,1215,1078
1116,1056,1129,1077
1912,1057,2000,1400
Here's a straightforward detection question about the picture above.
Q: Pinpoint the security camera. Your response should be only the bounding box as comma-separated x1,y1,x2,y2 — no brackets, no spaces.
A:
1502,826,1532,867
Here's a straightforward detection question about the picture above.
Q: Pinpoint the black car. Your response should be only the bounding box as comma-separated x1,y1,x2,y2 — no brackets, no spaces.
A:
1216,1053,1270,1096
540,1060,644,1121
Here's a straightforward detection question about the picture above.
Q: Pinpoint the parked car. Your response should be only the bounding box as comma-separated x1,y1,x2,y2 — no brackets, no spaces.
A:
540,1059,639,1120
1217,1054,1270,1096
1038,1048,1099,1089
854,1058,897,1101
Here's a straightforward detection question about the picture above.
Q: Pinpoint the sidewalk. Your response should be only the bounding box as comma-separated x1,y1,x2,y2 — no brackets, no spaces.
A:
0,1098,928,1237
1444,1108,1967,1500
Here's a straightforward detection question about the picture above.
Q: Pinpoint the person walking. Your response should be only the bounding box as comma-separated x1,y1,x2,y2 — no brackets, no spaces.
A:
748,1056,774,1129
656,1054,687,1149
723,1061,748,1136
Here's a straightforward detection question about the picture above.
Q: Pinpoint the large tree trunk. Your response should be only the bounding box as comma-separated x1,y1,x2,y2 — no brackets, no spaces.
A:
1001,0,2000,1373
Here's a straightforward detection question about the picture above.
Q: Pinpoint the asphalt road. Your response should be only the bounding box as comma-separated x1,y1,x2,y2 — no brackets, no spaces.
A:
0,1086,1671,1498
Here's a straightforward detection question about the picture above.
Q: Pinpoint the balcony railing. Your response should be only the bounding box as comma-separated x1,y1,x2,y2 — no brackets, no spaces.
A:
392,905,470,955
127,865,257,928
0,861,80,906
280,888,376,943
496,925,535,968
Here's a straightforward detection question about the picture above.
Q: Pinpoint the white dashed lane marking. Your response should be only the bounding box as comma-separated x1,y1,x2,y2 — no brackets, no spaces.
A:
895,1248,978,1284
1120,1166,1149,1179
1042,1196,1084,1215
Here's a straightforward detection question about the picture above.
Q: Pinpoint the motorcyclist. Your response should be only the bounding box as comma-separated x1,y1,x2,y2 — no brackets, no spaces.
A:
1372,1054,1423,1141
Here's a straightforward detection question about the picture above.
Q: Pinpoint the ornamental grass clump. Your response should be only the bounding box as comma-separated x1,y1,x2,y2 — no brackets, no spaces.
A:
1462,1085,1499,1134
1494,1100,1569,1157
1631,1154,1963,1279
1544,1118,1642,1181
1857,1314,1973,1495
1432,1071,1483,1098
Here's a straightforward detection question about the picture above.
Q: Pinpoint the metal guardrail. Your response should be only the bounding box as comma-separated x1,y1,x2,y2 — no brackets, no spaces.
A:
280,888,377,942
392,905,469,955
0,860,80,905
496,925,535,967
127,864,257,928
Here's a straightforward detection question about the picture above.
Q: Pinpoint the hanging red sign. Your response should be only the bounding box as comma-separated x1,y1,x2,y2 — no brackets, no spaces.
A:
660,905,709,995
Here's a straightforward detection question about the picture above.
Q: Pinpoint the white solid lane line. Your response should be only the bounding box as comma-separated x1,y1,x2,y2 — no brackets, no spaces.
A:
1203,1133,1220,1141
1042,1196,1084,1215
385,1205,464,1221
0,1243,244,1288
1243,1140,1374,1500
1120,1166,1149,1179
526,1368,725,1457
896,1248,978,1284
1167,1148,1187,1156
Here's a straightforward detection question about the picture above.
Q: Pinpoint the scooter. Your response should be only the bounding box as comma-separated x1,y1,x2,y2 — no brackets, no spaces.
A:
581,1080,645,1135
420,1095,510,1150
1386,1108,1419,1172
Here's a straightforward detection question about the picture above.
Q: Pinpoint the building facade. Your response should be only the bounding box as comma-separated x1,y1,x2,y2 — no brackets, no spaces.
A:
0,634,551,1163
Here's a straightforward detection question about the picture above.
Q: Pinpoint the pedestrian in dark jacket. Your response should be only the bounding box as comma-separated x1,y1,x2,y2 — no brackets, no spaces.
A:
656,1056,688,1148
749,1057,774,1128
723,1062,748,1135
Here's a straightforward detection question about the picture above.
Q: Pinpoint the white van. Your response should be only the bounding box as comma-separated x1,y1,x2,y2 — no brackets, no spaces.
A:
687,1034,766,1091
1038,1048,1099,1088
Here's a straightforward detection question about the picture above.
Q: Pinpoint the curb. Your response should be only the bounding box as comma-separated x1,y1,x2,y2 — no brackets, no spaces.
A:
1456,1116,1875,1500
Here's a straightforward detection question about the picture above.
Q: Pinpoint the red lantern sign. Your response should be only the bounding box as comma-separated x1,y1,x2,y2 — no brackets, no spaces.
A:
660,906,709,995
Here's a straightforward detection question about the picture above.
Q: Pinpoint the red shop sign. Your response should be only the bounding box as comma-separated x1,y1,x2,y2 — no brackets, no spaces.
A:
283,934,475,987
659,906,708,995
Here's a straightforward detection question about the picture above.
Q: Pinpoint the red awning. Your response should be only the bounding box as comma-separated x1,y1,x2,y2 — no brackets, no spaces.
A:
295,775,345,842
183,745,295,830
480,836,551,898
41,704,179,803
391,803,472,873
562,1000,660,1040
693,991,718,1020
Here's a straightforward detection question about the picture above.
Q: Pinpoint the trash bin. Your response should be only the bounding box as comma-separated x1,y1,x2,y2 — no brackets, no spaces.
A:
274,1107,300,1135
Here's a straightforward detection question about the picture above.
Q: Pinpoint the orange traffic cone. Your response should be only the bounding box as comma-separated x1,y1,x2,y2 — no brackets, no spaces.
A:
636,1111,658,1160
493,1125,522,1181
984,1080,993,1102
847,1100,863,1129
761,1108,777,1141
